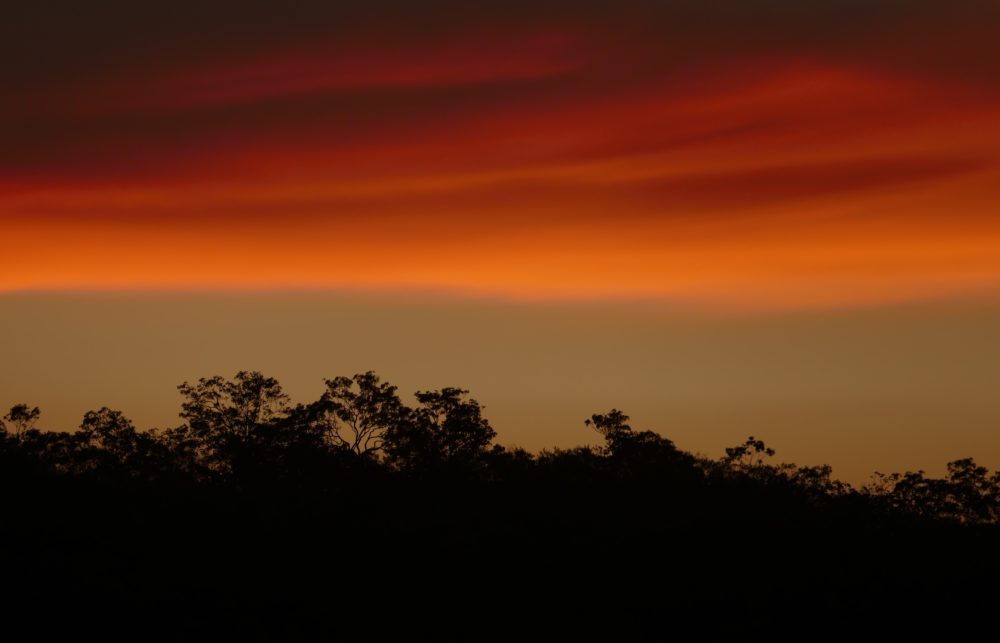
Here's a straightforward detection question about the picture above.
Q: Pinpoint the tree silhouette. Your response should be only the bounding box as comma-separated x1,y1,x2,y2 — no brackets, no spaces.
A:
75,407,149,473
385,387,496,470
585,408,632,452
313,371,405,456
943,458,998,524
6,366,1000,639
5,368,1000,527
723,436,775,470
585,409,630,434
177,371,291,474
785,464,850,498
79,407,140,456
585,408,688,479
2,404,40,441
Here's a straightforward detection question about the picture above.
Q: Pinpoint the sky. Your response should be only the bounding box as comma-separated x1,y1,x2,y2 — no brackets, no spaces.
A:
2,1,1000,482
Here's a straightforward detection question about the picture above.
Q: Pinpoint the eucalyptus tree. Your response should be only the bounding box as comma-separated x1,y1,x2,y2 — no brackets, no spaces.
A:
177,371,291,474
313,371,405,457
2,404,40,441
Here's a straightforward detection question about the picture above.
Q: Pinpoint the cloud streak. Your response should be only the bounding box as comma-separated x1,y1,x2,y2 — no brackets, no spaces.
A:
2,0,999,309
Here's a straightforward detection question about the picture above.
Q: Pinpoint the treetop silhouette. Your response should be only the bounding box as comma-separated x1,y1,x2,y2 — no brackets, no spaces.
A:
2,403,40,441
3,371,999,525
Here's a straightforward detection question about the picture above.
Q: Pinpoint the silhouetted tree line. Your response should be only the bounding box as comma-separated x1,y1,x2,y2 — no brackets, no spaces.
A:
2,370,997,525
6,372,1000,638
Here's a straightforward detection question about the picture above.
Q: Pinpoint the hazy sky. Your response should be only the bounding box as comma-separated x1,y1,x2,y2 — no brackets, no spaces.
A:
2,1,999,482
3,292,1000,483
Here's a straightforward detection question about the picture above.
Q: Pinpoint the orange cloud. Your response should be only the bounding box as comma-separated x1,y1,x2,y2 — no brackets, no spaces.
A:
2,3,1000,310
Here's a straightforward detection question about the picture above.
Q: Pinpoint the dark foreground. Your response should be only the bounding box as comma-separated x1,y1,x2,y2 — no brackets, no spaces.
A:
5,473,1000,640
3,373,1000,638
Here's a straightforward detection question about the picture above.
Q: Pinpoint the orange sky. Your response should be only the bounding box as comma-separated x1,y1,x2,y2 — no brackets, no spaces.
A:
2,0,1000,309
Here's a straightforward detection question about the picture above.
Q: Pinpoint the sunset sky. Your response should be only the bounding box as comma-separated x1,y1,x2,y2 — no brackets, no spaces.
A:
2,1,999,482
